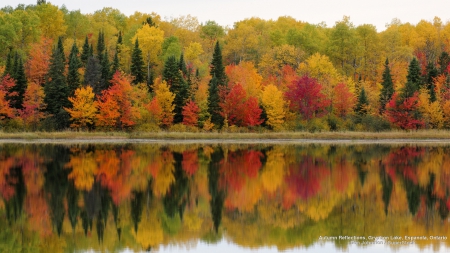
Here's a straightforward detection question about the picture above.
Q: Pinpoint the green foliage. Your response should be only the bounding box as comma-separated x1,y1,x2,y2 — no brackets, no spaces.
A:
161,36,182,62
379,58,394,112
67,42,81,95
130,38,145,84
207,75,223,127
403,57,422,99
84,56,102,95
10,54,27,110
355,87,369,116
163,56,188,124
425,62,438,102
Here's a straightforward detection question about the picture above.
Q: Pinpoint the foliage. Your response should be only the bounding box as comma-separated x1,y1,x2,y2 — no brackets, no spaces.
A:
65,86,97,129
20,82,46,130
261,84,286,130
182,100,200,127
385,92,424,129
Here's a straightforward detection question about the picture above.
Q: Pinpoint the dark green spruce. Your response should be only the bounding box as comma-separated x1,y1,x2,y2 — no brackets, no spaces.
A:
130,38,145,84
379,58,394,113
208,41,227,127
402,57,422,99
163,56,188,124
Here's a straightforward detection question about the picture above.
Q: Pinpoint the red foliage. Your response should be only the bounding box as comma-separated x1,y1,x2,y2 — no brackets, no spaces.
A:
182,150,199,176
219,83,263,127
383,147,425,184
285,75,330,120
219,150,263,191
182,100,200,127
384,92,424,130
0,75,16,119
333,82,355,117
284,156,329,200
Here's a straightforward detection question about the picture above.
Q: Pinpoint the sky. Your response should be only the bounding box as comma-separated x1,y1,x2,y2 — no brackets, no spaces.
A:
2,0,450,31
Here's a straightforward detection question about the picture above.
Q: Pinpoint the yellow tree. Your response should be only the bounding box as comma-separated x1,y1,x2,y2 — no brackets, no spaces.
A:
226,61,263,98
65,86,97,130
154,80,175,128
418,88,444,129
133,24,165,82
35,3,67,40
261,84,286,130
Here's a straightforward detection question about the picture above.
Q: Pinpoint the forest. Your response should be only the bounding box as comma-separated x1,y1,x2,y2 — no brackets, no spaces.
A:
1,1,450,132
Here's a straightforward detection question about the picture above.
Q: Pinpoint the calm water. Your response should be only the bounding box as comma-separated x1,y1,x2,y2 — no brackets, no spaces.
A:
1,142,450,252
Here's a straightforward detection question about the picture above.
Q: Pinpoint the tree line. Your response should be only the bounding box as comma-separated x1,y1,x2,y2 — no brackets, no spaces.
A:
1,1,450,131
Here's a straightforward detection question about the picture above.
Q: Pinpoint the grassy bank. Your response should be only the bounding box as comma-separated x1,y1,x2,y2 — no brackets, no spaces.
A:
1,130,450,140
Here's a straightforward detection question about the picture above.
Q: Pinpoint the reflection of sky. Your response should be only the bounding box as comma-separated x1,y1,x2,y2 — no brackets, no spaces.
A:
85,240,449,253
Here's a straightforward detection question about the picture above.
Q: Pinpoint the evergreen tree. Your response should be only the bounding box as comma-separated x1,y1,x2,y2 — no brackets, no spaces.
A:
111,50,120,78
179,52,187,76
68,41,82,69
67,54,81,96
438,51,450,75
355,87,369,116
402,57,421,99
81,36,90,66
208,41,227,127
89,44,94,57
57,36,65,63
12,52,19,77
130,38,145,84
209,41,227,86
163,56,188,123
208,75,222,126
84,56,102,95
44,48,70,129
100,49,111,91
425,62,438,102
97,31,105,63
10,56,27,110
3,49,13,77
116,31,122,49
379,58,394,113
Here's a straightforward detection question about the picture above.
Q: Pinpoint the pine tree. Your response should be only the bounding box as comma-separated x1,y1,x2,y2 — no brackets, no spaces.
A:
379,58,394,113
100,49,111,91
97,31,105,63
3,49,13,77
355,87,369,116
89,44,94,57
57,36,65,63
44,48,70,129
163,56,188,124
403,57,422,99
81,36,90,66
179,52,187,76
209,41,227,86
425,62,438,102
84,56,102,95
208,41,227,127
117,31,122,49
10,56,27,110
68,41,82,69
130,38,145,84
111,50,120,78
67,54,81,96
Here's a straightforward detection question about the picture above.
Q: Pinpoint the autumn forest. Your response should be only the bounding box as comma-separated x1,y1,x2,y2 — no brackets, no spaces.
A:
1,2,450,132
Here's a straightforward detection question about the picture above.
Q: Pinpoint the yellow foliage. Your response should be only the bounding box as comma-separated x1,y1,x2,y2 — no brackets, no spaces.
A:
66,151,97,191
418,88,444,129
133,24,165,66
260,148,285,193
226,61,263,98
154,80,175,128
261,84,286,130
184,42,204,68
65,86,98,129
134,211,164,249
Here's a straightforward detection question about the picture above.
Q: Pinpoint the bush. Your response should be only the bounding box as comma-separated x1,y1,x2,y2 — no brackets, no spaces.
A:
361,115,391,131
306,117,330,132
0,118,24,132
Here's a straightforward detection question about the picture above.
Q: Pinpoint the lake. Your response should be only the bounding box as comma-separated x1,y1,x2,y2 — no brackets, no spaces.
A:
0,142,449,252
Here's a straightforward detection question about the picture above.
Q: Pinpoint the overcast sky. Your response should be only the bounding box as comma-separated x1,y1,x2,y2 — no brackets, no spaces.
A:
2,0,450,31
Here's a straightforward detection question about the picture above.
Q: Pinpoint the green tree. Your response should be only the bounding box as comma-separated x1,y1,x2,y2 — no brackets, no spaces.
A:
67,50,81,96
56,36,65,63
380,58,394,113
355,87,369,116
80,35,90,66
100,49,111,91
425,62,438,102
10,53,27,110
84,56,102,95
438,51,450,75
44,48,70,129
163,56,188,124
97,30,105,63
403,57,422,99
130,38,145,84
208,42,227,127
3,50,13,77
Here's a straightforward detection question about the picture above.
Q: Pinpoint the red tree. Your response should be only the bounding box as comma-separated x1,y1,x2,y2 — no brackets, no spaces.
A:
0,75,16,120
285,75,330,120
182,100,200,127
333,82,355,117
384,92,424,130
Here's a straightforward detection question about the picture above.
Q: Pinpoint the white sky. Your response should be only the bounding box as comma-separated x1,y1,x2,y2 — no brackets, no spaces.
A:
2,0,450,31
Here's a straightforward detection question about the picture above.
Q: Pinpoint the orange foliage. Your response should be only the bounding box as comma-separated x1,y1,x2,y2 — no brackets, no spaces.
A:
25,37,53,85
333,82,356,117
20,82,46,129
182,100,200,127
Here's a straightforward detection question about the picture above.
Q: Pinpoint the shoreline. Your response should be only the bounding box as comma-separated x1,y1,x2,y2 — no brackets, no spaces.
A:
2,130,450,144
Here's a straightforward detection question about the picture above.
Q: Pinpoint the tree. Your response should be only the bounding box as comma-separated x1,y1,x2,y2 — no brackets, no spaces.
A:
285,75,330,120
96,30,105,63
130,38,145,84
9,55,27,110
67,42,81,96
385,92,424,129
19,82,46,130
44,48,70,129
100,49,111,92
425,62,438,102
80,35,90,66
208,42,227,127
163,56,188,123
154,80,175,128
84,56,102,95
209,41,227,86
35,2,67,39
132,24,164,86
333,82,356,117
26,37,53,86
380,58,395,113
226,61,262,98
355,87,369,116
182,100,199,127
261,84,286,130
0,75,15,120
403,57,422,99
65,86,97,129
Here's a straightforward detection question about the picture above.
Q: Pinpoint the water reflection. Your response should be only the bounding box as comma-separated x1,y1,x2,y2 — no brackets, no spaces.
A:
0,143,449,252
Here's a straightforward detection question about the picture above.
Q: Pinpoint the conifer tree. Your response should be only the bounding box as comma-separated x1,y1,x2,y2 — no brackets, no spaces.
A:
67,54,81,96
68,41,82,69
163,56,188,123
97,31,105,63
3,49,13,77
57,36,65,63
380,58,394,113
179,52,187,76
84,56,102,95
111,51,120,78
130,38,145,84
425,62,438,102
10,56,27,110
81,35,90,66
438,51,450,75
44,48,70,129
208,41,227,127
100,49,111,91
403,57,421,99
89,44,94,57
355,87,369,116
